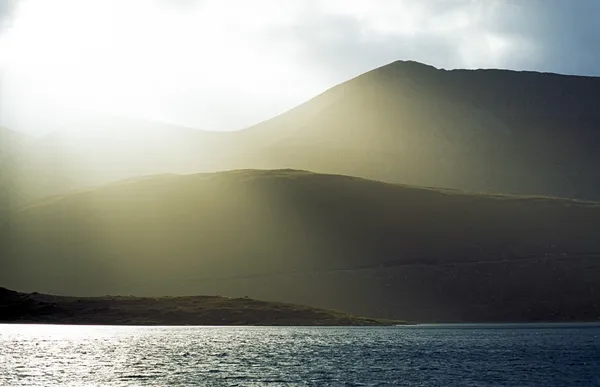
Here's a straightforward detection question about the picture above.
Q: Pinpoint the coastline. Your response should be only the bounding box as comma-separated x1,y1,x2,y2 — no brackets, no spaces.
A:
0,288,405,327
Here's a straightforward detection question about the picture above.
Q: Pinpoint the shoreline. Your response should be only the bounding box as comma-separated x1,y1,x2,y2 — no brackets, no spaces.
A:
0,288,405,327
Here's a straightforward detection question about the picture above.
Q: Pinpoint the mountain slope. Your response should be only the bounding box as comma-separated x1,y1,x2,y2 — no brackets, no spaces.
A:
238,60,600,200
12,116,242,201
2,169,600,322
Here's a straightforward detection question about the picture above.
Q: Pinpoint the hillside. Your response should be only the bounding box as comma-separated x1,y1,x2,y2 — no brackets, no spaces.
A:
0,287,401,326
237,60,600,200
2,169,600,323
10,116,241,201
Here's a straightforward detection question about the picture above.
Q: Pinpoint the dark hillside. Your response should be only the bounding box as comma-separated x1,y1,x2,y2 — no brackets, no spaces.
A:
2,169,599,322
238,61,600,200
0,287,401,326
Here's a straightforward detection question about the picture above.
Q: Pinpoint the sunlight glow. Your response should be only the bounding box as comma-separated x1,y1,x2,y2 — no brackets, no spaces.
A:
0,0,526,134
0,0,321,132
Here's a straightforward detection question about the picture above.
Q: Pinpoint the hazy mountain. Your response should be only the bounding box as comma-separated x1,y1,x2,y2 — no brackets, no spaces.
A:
10,116,243,201
0,127,31,221
238,60,600,200
9,61,600,202
0,126,28,152
2,169,599,322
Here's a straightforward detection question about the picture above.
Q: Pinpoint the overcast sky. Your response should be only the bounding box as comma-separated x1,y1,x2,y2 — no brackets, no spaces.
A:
1,0,599,136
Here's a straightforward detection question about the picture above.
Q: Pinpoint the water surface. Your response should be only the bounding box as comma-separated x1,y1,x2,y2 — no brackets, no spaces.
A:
1,324,599,386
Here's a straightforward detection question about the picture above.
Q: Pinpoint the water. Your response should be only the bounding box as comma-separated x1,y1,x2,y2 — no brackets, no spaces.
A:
1,324,599,386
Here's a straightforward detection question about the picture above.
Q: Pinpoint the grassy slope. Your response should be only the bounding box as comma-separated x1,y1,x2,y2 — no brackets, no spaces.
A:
2,169,600,322
0,287,402,326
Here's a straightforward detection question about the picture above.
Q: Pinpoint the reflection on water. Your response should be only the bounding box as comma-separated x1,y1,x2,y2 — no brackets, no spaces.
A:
1,324,600,386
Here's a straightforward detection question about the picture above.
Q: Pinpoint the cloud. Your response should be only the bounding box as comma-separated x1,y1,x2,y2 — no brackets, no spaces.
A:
262,0,600,84
258,1,524,86
486,0,600,76
263,9,467,85
0,0,19,33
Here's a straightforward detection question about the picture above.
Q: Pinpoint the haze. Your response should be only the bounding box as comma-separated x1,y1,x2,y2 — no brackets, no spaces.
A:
3,2,600,385
2,0,600,135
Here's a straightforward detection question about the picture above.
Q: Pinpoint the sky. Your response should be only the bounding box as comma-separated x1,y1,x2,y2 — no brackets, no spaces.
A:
1,0,599,136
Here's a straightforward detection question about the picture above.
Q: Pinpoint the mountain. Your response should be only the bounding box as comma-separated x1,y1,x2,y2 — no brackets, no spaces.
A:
237,60,600,200
0,126,28,152
12,116,242,201
10,60,600,205
0,287,402,326
2,169,599,323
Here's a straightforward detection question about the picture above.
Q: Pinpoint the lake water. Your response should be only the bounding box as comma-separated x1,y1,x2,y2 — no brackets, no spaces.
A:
1,323,599,386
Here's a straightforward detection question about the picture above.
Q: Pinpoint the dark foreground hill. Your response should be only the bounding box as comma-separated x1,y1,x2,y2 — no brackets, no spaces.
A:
0,287,401,326
2,169,600,322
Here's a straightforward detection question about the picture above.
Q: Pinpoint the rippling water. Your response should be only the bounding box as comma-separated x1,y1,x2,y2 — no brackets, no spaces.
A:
1,323,599,386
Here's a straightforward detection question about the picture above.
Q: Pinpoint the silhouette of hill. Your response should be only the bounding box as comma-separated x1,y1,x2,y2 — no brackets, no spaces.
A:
0,287,402,326
2,169,599,323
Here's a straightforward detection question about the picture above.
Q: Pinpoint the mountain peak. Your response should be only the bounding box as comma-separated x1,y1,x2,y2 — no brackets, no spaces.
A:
357,60,443,85
377,60,441,74
388,60,440,70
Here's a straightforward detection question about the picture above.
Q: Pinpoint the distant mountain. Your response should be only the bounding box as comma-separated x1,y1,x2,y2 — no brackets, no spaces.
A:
3,169,599,323
10,116,241,201
238,60,600,200
0,126,28,152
